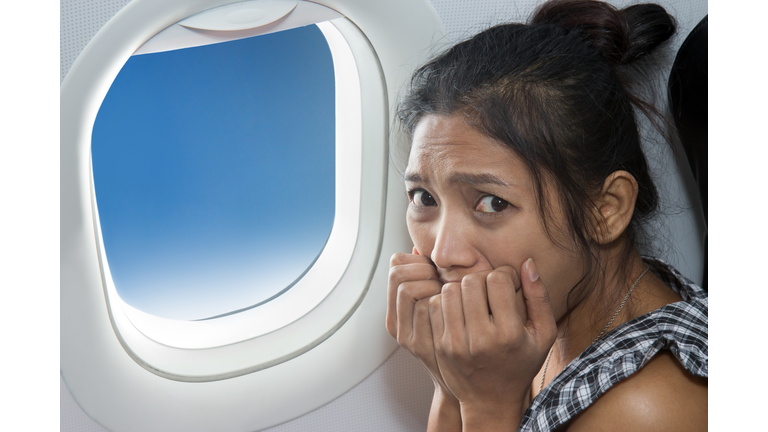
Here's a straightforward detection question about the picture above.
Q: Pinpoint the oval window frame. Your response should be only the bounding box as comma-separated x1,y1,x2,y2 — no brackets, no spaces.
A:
84,7,385,380
61,0,445,429
94,17,369,352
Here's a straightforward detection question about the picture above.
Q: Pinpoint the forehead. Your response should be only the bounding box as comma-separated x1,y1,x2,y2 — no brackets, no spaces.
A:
406,115,528,183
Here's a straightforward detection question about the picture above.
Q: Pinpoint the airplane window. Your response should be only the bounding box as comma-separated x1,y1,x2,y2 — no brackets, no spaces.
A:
62,0,441,428
91,24,335,321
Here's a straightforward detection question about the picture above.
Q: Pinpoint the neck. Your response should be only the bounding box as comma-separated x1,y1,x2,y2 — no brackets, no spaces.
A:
555,245,648,362
532,241,679,399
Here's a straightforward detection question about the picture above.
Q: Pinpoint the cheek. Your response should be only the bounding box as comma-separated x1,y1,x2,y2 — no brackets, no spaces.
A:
483,236,532,271
484,216,545,269
517,229,586,319
487,229,575,319
406,215,434,255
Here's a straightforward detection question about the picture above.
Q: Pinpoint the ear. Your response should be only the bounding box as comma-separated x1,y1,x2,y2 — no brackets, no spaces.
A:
590,171,638,245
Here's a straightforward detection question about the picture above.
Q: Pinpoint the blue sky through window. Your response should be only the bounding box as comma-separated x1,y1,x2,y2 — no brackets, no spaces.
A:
92,24,336,321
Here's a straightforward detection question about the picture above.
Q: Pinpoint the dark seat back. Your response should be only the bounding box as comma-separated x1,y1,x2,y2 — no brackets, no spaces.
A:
668,15,707,289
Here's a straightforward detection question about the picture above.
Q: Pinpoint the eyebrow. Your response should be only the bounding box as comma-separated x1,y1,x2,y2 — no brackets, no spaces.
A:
403,172,423,183
450,172,513,187
403,172,514,188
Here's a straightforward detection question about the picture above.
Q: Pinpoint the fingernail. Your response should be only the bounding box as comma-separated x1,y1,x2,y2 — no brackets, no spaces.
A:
526,258,539,282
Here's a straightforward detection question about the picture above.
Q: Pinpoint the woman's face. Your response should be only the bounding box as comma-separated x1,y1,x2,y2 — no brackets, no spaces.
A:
404,114,587,321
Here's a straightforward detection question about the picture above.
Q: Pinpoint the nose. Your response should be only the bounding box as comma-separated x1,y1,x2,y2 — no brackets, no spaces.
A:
430,211,478,272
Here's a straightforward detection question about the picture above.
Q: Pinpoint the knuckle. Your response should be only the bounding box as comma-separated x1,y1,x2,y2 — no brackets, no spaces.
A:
414,298,430,313
501,326,522,346
448,334,470,353
412,345,431,359
441,282,460,298
396,282,410,300
441,338,457,358
414,264,436,282
449,340,469,361
468,343,491,361
388,265,404,282
467,337,483,355
389,261,438,289
433,341,446,356
390,253,407,267
486,269,513,286
462,272,484,287
530,288,551,305
539,289,552,303
500,329,519,347
497,265,519,277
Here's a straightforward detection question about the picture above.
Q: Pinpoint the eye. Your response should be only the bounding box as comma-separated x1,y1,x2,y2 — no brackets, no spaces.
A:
409,189,436,207
476,195,509,213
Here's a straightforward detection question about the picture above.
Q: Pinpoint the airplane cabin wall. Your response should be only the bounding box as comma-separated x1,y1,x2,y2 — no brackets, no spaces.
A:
60,0,707,430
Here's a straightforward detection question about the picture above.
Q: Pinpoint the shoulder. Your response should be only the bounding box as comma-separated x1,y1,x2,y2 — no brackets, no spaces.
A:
565,351,707,432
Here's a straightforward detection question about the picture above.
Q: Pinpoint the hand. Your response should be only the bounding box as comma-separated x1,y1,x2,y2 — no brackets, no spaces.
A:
386,249,457,403
428,259,557,429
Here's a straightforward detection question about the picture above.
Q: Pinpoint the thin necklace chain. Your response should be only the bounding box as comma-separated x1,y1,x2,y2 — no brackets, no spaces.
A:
537,264,651,394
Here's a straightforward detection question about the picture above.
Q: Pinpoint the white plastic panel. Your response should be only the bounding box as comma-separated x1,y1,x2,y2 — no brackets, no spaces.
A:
61,0,443,430
135,0,341,55
179,0,298,31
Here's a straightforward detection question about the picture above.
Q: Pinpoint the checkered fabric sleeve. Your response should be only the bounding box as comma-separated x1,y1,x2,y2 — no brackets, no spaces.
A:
518,258,708,432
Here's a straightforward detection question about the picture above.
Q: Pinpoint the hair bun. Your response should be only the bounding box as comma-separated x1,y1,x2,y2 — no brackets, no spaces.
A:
531,0,675,65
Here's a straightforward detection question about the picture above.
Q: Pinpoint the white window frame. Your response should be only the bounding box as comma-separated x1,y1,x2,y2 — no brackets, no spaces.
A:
95,19,365,351
61,0,445,429
89,9,382,379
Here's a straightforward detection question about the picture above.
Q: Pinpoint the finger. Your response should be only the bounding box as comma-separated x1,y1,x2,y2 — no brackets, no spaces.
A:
515,278,528,326
428,294,445,342
440,282,466,345
485,266,526,329
389,262,440,289
460,271,492,332
412,247,438,270
412,297,435,352
387,257,439,336
521,258,557,341
397,280,443,343
390,252,436,267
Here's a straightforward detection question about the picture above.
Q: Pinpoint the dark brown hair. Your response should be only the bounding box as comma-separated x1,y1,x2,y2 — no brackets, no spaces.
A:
397,0,676,315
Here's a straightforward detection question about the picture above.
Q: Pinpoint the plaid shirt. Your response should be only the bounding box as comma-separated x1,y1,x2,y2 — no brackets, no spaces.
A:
519,258,708,431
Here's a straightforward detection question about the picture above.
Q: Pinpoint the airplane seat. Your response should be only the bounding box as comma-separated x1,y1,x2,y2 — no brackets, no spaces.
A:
668,15,708,290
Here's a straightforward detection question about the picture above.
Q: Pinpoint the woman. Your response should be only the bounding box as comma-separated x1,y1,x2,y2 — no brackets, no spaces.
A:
385,0,708,430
